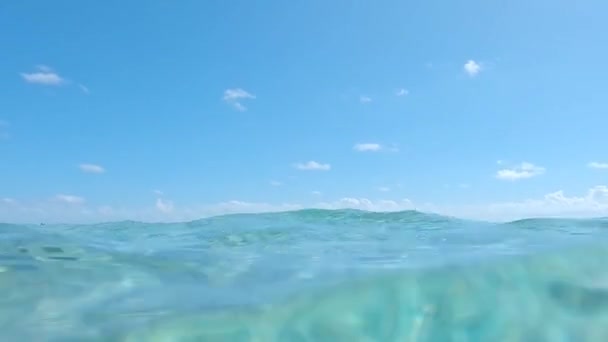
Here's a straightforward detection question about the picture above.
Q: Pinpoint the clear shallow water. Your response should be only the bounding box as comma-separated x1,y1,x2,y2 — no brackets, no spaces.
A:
2,209,608,341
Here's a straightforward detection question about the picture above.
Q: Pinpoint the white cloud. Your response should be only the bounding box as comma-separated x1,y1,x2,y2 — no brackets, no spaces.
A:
21,66,65,85
464,60,482,77
199,201,302,217
78,163,105,174
270,180,282,187
359,96,372,103
316,198,414,212
377,186,391,192
496,162,545,181
354,143,382,152
55,194,85,204
311,191,322,196
294,161,331,171
22,72,62,85
396,88,409,96
455,186,608,221
223,88,255,101
156,198,174,213
153,190,164,196
588,162,608,170
223,88,255,111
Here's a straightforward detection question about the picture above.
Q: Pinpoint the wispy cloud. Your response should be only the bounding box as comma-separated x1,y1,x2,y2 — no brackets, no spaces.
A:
387,144,400,152
354,143,382,152
377,186,391,192
496,162,545,181
359,96,372,103
78,163,105,174
464,60,482,77
311,191,322,196
2,198,17,204
55,194,85,204
21,65,65,86
588,162,608,170
156,198,174,213
233,102,247,111
270,180,282,187
223,88,256,111
294,161,331,171
97,205,113,216
78,84,90,94
396,88,409,96
36,65,53,72
153,190,164,196
223,88,255,101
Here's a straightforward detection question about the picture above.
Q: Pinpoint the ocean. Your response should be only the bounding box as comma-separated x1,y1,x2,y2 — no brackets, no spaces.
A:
1,209,608,341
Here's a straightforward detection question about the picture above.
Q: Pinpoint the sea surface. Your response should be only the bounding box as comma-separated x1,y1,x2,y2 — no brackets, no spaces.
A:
1,209,608,341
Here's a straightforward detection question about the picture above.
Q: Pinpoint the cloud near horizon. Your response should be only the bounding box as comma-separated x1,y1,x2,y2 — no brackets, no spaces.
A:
156,198,174,213
3,186,608,224
55,194,85,204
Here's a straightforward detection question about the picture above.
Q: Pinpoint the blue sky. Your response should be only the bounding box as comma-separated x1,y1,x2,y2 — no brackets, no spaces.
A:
1,0,608,223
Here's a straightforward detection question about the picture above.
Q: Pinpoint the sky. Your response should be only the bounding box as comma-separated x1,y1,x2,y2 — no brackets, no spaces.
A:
1,0,608,223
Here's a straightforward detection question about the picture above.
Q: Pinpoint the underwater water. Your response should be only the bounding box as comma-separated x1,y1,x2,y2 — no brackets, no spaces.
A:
1,209,608,341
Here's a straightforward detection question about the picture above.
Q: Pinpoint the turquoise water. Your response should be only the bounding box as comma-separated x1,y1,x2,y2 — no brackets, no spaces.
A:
2,209,608,341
